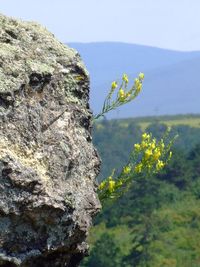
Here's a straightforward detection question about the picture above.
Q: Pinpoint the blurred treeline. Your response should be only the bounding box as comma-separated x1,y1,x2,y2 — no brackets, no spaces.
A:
81,115,200,267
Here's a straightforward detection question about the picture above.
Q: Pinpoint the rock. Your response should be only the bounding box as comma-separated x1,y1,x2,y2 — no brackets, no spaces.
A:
0,14,101,267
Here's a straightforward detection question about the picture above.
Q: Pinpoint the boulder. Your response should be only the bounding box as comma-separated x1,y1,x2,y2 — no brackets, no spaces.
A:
0,14,101,267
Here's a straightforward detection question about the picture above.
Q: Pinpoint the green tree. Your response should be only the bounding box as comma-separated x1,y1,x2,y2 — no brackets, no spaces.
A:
82,233,122,267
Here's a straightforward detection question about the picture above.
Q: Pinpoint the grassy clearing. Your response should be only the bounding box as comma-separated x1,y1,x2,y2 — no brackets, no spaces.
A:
110,114,200,131
139,117,200,131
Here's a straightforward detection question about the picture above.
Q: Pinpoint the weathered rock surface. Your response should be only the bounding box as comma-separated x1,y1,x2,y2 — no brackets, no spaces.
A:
0,14,101,267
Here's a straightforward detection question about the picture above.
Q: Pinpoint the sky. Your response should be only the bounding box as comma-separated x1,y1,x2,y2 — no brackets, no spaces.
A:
1,0,200,51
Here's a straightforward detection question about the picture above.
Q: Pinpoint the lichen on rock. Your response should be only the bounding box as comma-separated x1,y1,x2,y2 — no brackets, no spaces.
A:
0,13,101,267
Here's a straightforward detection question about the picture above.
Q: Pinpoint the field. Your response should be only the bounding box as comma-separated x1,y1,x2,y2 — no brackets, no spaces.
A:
114,114,200,131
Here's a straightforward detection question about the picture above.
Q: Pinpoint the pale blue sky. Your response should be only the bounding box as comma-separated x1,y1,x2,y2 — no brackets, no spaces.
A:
1,0,200,51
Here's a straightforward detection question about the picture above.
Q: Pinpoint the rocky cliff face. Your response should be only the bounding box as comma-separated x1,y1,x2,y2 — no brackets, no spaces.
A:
0,14,101,267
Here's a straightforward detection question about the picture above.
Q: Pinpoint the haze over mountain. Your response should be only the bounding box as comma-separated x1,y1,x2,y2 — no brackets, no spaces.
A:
68,42,200,118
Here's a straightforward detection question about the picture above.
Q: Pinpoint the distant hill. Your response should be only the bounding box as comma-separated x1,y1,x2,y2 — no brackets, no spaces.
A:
67,42,200,118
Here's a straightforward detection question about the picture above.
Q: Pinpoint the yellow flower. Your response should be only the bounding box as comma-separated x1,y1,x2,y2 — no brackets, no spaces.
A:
153,149,161,161
142,133,150,140
118,88,125,102
122,74,129,83
117,180,123,186
111,81,118,89
156,160,165,171
144,149,152,160
134,163,143,173
150,142,156,149
141,141,148,149
134,143,141,152
134,77,143,94
99,180,107,190
134,78,140,86
108,180,116,192
123,166,131,174
139,72,145,80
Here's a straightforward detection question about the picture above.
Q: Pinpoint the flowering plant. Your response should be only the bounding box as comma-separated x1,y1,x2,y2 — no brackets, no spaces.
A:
94,73,144,120
94,72,176,202
98,129,177,202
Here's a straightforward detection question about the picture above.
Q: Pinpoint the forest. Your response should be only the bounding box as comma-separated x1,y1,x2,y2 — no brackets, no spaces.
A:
81,115,200,267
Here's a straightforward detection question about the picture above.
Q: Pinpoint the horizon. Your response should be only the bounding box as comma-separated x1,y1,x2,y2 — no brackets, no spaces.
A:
1,2,200,118
69,41,200,118
67,41,200,53
1,0,200,52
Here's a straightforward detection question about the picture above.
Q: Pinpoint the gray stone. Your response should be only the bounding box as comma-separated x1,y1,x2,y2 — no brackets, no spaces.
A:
0,13,101,267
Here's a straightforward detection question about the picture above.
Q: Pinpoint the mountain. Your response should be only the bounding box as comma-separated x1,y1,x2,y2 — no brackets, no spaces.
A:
67,42,200,118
